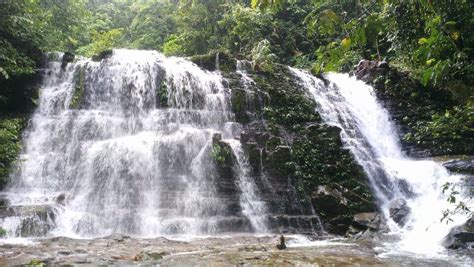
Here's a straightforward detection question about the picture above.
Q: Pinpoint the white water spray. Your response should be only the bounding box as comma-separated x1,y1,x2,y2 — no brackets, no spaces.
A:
1,49,268,238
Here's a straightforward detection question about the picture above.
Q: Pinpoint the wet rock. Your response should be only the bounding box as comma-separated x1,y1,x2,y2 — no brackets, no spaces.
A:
267,146,291,174
255,132,270,147
443,216,474,249
353,60,389,82
311,186,348,217
1,205,57,237
92,49,113,62
212,133,222,143
388,198,411,226
57,250,72,255
61,52,75,69
55,193,66,205
74,248,88,254
352,212,380,230
135,251,166,261
276,235,286,250
346,212,387,239
105,233,131,242
443,157,474,174
0,196,10,209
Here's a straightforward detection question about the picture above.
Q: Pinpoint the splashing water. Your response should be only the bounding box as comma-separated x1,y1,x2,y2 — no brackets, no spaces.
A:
290,69,470,257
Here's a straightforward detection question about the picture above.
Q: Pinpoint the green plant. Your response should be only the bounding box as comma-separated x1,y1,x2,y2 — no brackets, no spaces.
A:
0,227,6,237
211,144,230,164
27,259,45,267
0,118,25,189
441,182,472,224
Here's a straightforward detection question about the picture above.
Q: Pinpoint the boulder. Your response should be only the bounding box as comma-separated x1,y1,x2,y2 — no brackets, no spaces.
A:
352,212,380,231
55,193,66,205
61,52,75,69
346,212,385,237
353,60,389,82
311,186,348,217
442,157,474,174
388,198,411,226
443,217,474,249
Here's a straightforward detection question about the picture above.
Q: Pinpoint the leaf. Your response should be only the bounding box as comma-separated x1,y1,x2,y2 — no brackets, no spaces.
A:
341,37,351,49
421,68,432,86
418,37,428,45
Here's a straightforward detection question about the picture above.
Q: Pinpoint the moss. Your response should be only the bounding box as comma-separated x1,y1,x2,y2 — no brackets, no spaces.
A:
69,66,85,109
0,227,6,237
0,117,25,190
157,81,168,108
370,67,473,156
291,124,374,216
27,259,45,266
252,65,321,130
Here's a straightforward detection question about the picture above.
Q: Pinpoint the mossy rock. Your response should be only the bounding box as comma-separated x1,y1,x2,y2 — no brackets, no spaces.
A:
92,49,113,62
69,65,85,109
189,51,236,73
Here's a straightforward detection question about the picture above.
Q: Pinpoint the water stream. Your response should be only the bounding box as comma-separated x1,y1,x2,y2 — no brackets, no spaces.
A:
290,68,470,257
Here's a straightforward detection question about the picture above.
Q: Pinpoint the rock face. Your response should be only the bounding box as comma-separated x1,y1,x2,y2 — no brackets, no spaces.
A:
61,52,75,69
92,49,113,62
388,198,411,227
0,204,56,237
353,60,388,82
213,61,375,235
443,217,474,249
443,158,474,174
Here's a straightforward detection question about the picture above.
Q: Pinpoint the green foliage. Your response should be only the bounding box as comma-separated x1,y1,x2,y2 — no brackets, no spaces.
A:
27,259,45,267
251,39,277,72
403,103,474,154
128,0,176,50
0,227,6,237
0,118,25,189
69,67,85,109
211,144,230,164
76,29,123,57
441,181,472,224
292,125,373,213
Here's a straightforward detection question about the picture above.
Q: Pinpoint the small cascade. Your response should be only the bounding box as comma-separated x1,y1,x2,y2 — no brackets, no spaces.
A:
226,139,269,233
290,68,470,255
0,49,270,238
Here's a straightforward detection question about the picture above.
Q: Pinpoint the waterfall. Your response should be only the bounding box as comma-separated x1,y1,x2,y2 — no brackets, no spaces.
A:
226,139,268,233
290,69,470,255
1,49,269,238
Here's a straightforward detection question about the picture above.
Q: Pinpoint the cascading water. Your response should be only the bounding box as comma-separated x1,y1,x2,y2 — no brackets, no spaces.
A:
226,139,268,233
290,69,470,256
1,49,269,238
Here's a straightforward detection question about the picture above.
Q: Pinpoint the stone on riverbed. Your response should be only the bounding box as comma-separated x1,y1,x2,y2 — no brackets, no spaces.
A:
388,198,410,227
443,216,474,249
443,157,474,174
